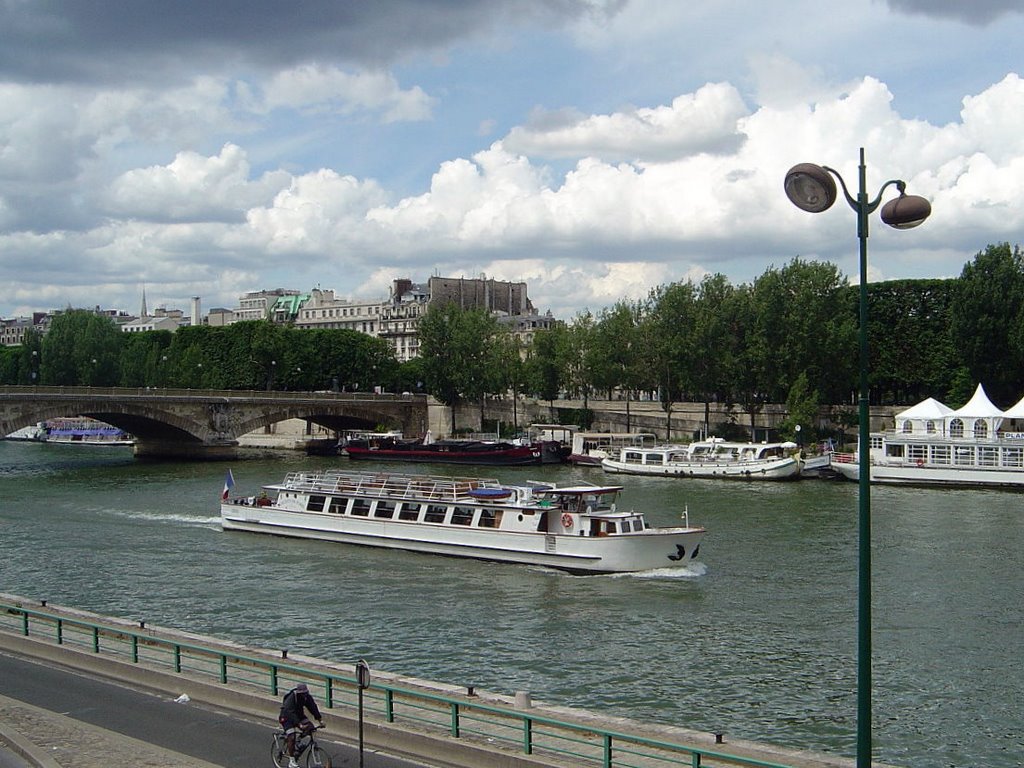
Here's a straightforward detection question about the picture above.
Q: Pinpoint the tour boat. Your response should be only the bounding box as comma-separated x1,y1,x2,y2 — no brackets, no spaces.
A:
9,417,134,446
601,437,801,480
830,384,1024,487
344,434,564,465
220,469,704,574
567,431,658,466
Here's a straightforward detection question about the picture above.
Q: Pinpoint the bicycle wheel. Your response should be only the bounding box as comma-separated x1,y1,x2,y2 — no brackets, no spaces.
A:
270,734,288,768
306,744,332,768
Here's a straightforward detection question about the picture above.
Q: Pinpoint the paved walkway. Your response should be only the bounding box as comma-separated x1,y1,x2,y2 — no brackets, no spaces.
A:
0,693,218,768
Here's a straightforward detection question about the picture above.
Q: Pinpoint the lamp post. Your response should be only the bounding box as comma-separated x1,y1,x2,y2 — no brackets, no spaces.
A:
784,148,930,768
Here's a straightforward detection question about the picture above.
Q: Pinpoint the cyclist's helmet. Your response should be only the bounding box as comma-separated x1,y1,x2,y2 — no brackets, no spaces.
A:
294,683,309,693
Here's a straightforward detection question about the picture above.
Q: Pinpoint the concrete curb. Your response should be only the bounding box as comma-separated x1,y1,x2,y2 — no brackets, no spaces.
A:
0,717,62,768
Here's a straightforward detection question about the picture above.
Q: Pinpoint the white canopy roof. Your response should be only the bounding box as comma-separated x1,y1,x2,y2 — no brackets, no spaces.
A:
950,384,1005,418
894,397,953,421
1002,394,1024,419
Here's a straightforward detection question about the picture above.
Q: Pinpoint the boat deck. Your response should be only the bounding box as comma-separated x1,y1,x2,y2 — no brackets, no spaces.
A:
271,469,507,502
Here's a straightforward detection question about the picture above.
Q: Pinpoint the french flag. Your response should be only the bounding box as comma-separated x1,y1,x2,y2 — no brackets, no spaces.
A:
221,469,235,501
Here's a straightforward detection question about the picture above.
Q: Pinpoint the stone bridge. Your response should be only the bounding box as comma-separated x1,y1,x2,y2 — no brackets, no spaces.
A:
0,386,428,460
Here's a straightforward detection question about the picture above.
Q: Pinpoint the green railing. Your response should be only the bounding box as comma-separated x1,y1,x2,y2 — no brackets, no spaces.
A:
0,599,796,768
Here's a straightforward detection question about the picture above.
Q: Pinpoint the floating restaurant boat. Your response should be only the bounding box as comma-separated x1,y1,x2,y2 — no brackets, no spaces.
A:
344,434,564,465
831,384,1024,487
567,431,658,466
220,469,704,574
601,437,801,480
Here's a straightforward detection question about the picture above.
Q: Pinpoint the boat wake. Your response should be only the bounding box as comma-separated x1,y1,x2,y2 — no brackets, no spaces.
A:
614,561,708,579
104,509,222,528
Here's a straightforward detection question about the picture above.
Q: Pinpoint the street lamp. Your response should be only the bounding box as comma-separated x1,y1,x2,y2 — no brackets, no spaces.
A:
784,148,930,768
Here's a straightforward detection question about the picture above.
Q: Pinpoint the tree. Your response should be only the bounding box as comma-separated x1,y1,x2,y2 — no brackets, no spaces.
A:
40,310,124,386
950,243,1024,405
591,301,645,431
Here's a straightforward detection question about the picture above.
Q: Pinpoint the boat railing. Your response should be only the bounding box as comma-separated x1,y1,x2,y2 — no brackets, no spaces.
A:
282,470,504,501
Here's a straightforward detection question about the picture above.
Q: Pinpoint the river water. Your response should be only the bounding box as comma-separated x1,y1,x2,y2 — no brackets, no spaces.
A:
0,440,1020,768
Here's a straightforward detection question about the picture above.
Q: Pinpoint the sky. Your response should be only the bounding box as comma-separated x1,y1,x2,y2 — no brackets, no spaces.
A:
2,0,1023,322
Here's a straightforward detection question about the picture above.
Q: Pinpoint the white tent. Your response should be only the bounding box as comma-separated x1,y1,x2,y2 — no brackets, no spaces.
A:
948,384,1005,438
894,397,954,435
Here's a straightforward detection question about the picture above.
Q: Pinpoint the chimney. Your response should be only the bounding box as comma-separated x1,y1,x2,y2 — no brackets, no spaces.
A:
191,297,201,326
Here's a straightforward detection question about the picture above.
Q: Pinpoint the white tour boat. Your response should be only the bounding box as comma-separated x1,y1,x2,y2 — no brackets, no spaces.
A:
221,469,704,574
601,437,802,480
567,431,658,466
831,384,1024,487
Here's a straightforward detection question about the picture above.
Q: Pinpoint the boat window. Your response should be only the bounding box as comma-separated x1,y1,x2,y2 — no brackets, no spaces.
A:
620,520,633,532
328,497,348,514
908,445,927,463
954,446,975,466
885,444,905,458
478,510,501,528
605,522,618,534
901,420,913,434
424,505,448,523
930,445,951,465
974,421,988,439
623,451,642,464
307,495,327,512
451,507,475,526
1002,447,1024,467
949,418,965,438
926,420,936,434
869,435,884,449
978,447,999,467
374,501,396,519
646,453,664,465
351,499,371,516
398,503,421,521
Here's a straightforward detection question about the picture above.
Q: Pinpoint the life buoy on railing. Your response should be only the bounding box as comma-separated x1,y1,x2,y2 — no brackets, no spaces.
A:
561,512,573,529
915,459,925,468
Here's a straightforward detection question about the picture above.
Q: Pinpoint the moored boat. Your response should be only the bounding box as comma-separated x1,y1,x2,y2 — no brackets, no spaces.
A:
601,437,801,480
220,469,705,574
831,384,1024,487
568,431,658,466
344,434,563,465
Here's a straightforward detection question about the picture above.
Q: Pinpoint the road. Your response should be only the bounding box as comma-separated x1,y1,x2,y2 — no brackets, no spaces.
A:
0,650,431,768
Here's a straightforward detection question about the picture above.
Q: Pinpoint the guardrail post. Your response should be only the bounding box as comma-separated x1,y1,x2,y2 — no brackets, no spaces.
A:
131,634,139,663
325,677,333,709
21,611,28,636
450,702,460,738
92,626,100,653
270,666,279,695
691,751,702,767
219,654,228,683
384,690,394,723
56,619,63,645
603,733,612,768
523,716,533,755
173,644,181,672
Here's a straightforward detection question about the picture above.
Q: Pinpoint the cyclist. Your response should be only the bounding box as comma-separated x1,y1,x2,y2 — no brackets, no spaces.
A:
278,683,324,768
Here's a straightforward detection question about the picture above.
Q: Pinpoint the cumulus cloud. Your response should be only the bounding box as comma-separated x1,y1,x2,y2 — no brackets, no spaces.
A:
105,144,291,222
503,82,749,162
255,65,435,122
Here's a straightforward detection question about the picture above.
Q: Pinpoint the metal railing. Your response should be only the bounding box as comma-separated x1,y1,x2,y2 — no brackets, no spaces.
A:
0,598,797,768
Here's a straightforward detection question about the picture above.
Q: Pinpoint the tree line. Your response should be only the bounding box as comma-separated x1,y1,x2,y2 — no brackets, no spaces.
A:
2,242,1021,441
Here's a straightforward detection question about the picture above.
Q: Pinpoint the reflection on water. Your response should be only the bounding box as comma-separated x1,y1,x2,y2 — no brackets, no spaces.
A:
0,441,1021,768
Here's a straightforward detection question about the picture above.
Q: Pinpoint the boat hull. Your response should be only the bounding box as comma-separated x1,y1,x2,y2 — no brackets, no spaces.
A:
221,505,702,575
601,456,801,480
830,455,1024,487
345,443,556,465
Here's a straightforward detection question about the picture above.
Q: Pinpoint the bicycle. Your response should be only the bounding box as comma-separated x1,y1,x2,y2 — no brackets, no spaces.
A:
271,723,332,768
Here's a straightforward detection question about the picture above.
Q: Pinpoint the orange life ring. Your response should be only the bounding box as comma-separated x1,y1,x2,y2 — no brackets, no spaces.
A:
561,512,573,528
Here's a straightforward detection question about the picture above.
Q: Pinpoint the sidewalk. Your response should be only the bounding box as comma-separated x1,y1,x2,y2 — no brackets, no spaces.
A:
0,693,219,768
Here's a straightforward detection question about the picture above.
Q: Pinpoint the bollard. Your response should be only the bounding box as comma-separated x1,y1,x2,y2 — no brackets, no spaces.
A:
715,733,724,744
515,691,532,709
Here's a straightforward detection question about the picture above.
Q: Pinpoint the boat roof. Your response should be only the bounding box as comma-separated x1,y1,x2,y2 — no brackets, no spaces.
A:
534,484,624,495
